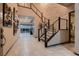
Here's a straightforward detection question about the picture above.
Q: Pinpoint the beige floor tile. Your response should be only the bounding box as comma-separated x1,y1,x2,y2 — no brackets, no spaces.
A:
6,32,76,56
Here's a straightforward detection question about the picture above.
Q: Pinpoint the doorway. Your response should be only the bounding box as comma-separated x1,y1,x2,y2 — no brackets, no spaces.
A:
63,11,75,53
66,11,75,52
69,11,75,43
20,24,33,35
19,16,34,35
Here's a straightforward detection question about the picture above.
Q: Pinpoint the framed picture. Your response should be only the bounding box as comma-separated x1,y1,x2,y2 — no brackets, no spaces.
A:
3,3,12,27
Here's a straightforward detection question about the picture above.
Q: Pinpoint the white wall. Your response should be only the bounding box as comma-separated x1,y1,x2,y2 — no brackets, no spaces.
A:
75,3,79,54
3,27,18,55
3,3,18,55
48,30,69,46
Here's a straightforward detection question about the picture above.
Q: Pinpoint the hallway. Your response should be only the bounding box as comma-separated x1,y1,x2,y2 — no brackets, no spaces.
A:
6,31,75,56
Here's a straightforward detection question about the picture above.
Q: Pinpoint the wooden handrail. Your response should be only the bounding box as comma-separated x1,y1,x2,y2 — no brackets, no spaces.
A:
30,3,43,20
17,3,48,22
60,17,68,21
48,17,68,30
17,3,49,31
38,17,68,47
31,3,42,14
17,3,31,9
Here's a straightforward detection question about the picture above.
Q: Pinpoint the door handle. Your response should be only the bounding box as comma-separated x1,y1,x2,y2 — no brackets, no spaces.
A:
0,28,6,47
0,28,3,39
1,35,6,47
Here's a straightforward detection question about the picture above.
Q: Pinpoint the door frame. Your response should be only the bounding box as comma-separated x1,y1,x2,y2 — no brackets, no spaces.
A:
69,10,75,43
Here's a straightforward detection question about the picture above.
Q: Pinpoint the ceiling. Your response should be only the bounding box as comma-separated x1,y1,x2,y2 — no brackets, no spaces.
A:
59,3,74,10
59,3,74,7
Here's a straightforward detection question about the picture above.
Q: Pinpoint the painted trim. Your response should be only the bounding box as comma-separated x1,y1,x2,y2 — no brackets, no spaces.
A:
47,42,70,47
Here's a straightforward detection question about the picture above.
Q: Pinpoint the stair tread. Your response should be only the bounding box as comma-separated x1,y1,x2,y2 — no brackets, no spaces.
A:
40,34,52,40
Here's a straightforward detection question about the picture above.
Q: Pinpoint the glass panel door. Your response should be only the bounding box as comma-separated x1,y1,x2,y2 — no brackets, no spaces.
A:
70,12,75,42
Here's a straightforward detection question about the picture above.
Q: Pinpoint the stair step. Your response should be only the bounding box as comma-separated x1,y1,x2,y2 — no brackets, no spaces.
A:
40,34,52,40
47,31,53,36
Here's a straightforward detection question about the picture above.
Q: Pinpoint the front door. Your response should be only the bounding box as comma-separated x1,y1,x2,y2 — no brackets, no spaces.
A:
0,3,3,56
69,11,75,42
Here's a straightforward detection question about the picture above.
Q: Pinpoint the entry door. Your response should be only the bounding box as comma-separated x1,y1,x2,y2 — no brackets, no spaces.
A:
0,3,3,56
70,13,75,42
69,11,75,42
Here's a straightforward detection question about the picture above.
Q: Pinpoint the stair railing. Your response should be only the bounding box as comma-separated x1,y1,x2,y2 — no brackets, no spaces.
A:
17,3,68,47
38,17,68,47
30,3,43,20
17,3,49,26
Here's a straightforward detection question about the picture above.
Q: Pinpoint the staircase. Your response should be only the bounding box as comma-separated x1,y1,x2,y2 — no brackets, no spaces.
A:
38,17,68,47
17,3,69,47
17,3,50,27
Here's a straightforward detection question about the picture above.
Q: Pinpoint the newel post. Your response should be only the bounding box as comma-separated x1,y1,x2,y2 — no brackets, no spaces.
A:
44,28,47,47
58,17,61,30
38,28,40,41
48,19,50,29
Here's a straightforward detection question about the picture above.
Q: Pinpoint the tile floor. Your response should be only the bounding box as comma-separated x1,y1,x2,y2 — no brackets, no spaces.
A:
6,32,76,56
